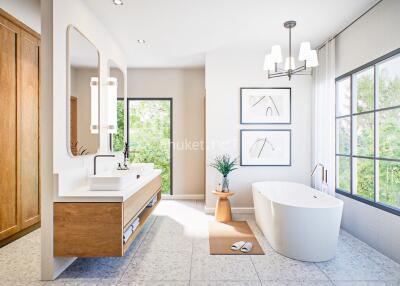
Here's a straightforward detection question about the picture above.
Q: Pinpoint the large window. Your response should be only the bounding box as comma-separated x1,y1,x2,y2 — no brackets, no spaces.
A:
336,49,400,215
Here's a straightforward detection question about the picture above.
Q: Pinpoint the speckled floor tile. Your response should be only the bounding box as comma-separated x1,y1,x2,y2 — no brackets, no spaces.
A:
117,281,189,286
0,282,46,286
261,281,334,286
252,252,328,281
120,250,191,282
191,281,262,286
1,200,400,286
45,279,118,285
0,229,41,282
332,281,400,286
136,228,193,255
316,249,394,281
190,252,259,281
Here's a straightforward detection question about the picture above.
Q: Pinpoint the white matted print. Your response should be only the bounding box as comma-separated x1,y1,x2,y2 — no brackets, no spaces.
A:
240,88,291,124
240,129,291,166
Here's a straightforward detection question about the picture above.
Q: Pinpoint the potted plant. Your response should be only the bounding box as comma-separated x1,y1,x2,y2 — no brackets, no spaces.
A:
210,154,238,192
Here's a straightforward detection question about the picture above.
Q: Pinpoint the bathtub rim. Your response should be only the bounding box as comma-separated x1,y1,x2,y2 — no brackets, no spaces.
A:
252,181,344,210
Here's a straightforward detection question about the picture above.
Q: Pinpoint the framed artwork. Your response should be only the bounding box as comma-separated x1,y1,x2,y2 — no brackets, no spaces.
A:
240,87,291,124
240,129,291,166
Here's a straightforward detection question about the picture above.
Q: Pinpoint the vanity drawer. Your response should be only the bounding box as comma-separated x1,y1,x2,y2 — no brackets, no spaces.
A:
123,175,161,227
54,202,123,257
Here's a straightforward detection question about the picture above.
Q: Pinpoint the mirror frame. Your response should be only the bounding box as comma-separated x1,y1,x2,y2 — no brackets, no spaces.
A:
66,25,101,157
107,59,126,152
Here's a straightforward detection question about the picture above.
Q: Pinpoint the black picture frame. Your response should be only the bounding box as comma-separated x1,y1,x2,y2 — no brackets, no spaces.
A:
240,129,292,166
240,87,292,124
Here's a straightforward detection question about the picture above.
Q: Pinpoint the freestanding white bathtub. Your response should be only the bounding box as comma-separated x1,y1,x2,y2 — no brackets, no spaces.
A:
253,181,343,262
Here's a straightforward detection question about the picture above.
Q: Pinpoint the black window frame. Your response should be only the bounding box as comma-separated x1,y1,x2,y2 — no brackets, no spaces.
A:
335,47,400,217
127,98,173,195
109,98,125,152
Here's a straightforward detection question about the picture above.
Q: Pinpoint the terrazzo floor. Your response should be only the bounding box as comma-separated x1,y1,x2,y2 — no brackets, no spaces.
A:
0,200,399,286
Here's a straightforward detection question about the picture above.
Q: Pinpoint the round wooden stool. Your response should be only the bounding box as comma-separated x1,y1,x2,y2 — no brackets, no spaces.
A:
212,191,234,222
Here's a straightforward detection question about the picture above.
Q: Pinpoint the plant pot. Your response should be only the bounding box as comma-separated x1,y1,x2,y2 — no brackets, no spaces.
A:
221,175,229,192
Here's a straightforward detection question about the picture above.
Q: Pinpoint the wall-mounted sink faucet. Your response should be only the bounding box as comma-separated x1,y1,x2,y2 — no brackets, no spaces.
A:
122,142,130,170
94,154,115,175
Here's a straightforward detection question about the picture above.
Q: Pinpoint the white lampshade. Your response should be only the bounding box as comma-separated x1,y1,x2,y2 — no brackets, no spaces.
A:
306,50,319,67
284,57,296,71
90,77,99,134
270,45,282,63
263,54,274,71
107,77,118,134
298,41,311,61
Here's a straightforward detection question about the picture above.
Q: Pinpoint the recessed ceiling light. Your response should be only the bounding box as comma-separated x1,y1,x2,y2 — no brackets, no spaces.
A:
137,40,146,44
113,0,123,5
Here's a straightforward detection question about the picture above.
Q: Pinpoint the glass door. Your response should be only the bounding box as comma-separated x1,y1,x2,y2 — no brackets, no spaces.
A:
128,99,172,194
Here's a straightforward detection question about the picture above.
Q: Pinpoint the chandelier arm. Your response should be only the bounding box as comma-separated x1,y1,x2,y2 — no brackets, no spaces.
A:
269,70,288,76
292,65,307,73
268,72,289,78
295,71,313,75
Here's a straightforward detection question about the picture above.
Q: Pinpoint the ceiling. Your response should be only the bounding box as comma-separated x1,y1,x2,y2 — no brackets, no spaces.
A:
84,0,378,68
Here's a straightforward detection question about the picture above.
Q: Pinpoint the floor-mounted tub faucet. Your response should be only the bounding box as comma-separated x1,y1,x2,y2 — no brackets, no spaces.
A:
311,163,327,184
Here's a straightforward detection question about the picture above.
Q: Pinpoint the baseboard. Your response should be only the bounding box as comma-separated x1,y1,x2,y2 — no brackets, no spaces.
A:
204,206,254,214
162,194,205,200
0,222,40,248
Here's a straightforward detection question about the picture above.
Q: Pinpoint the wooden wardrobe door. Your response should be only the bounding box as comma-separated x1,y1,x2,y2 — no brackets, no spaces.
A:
20,30,40,229
0,17,20,239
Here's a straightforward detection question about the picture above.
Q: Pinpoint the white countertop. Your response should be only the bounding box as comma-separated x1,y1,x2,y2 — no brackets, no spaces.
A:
55,169,162,203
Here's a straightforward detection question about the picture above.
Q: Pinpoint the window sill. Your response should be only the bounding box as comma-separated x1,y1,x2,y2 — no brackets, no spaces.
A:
336,189,400,217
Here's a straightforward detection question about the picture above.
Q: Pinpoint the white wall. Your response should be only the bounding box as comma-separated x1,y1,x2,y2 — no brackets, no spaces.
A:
205,48,312,209
334,0,400,263
127,69,205,197
41,0,127,280
0,0,41,33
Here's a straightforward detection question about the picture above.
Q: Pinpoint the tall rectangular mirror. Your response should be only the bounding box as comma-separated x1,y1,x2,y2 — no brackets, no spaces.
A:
108,60,125,152
67,26,100,156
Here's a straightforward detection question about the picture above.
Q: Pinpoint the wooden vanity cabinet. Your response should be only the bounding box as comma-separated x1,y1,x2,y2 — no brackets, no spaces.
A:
54,175,161,257
0,9,40,244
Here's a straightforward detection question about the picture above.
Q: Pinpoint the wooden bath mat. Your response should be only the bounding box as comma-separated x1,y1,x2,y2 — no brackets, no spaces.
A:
208,221,265,255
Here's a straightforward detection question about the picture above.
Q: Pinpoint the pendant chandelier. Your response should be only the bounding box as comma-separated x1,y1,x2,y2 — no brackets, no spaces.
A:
264,20,318,80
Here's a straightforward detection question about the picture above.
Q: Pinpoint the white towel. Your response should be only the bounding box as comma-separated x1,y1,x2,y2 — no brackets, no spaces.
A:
147,195,158,207
123,217,140,243
123,226,133,243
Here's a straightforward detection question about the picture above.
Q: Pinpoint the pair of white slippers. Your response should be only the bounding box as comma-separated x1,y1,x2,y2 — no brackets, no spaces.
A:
230,241,253,253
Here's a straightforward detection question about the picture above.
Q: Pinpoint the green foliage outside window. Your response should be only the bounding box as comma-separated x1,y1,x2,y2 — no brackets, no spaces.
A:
337,60,400,209
112,100,125,152
128,100,171,194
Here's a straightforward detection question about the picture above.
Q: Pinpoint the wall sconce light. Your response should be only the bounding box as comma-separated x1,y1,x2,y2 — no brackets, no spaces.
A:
90,77,99,134
107,77,118,134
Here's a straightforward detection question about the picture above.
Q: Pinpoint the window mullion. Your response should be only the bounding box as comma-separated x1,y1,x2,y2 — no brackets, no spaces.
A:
350,75,354,196
374,65,378,203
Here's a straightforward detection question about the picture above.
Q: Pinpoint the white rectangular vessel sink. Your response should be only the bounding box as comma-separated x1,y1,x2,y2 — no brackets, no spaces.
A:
130,163,154,176
89,169,139,191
